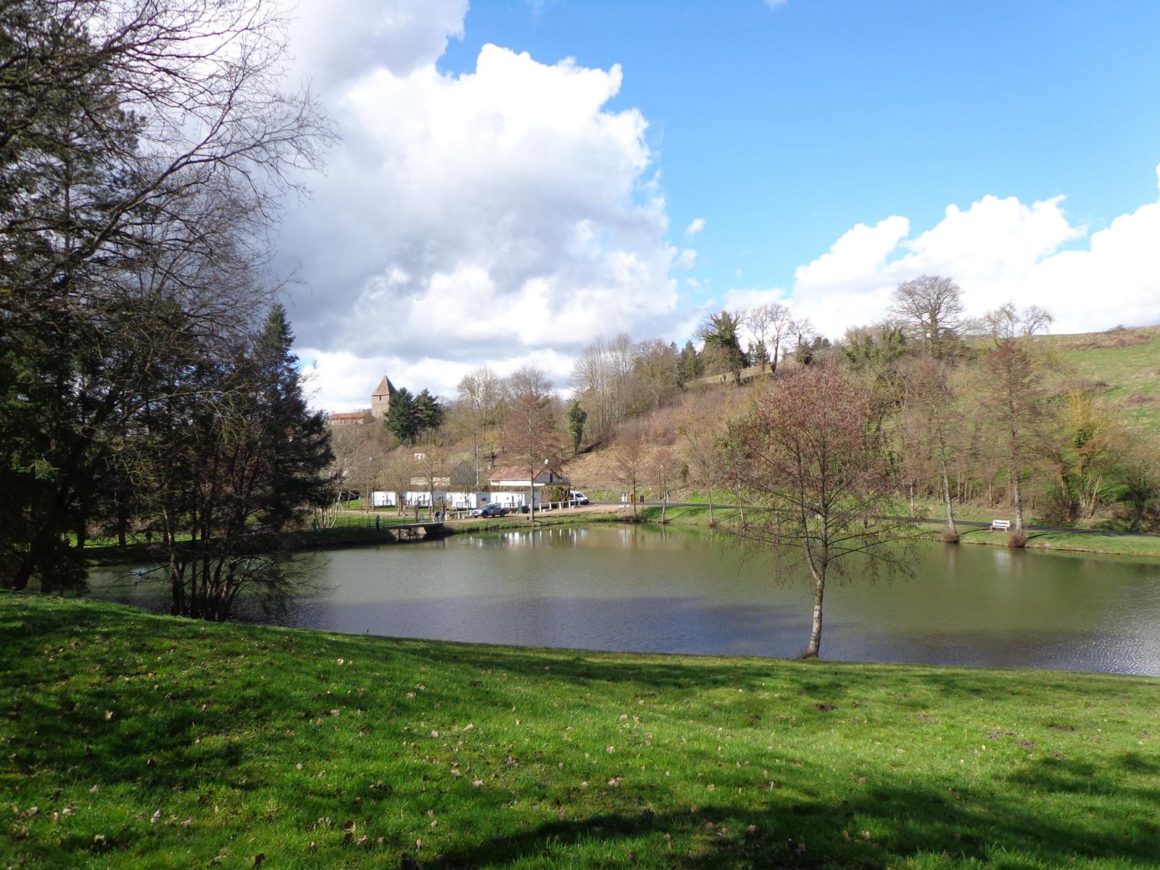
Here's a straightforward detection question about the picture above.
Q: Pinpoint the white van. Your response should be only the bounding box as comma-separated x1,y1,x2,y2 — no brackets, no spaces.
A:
567,490,590,506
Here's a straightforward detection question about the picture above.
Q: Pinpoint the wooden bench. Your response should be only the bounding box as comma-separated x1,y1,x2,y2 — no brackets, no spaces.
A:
989,519,1011,532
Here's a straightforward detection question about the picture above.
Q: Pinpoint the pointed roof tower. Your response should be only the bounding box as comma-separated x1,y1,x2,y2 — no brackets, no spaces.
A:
373,376,396,399
371,376,397,419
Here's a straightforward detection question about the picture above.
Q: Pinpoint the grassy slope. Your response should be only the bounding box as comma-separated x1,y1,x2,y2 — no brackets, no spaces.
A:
3,595,1159,868
1047,326,1160,434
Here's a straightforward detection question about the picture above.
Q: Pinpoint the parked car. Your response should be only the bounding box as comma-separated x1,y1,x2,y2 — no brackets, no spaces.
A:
470,503,507,518
567,490,590,505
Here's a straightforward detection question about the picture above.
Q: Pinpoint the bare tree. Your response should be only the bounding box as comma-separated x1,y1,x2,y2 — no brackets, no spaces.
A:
900,356,962,541
716,417,753,527
647,439,680,524
381,448,416,516
572,334,637,440
731,364,915,658
453,366,504,484
976,303,1054,539
632,340,680,412
745,302,793,374
613,423,649,519
412,438,450,521
676,394,724,525
890,275,966,358
502,366,562,522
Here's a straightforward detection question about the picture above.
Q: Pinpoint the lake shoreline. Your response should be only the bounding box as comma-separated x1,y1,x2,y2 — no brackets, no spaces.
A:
80,503,1160,569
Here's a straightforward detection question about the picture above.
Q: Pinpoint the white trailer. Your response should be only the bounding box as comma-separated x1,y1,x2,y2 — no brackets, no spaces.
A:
490,490,542,510
404,490,449,508
371,490,397,508
447,491,490,510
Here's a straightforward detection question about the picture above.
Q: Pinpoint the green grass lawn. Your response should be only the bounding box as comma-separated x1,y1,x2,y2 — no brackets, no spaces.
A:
3,594,1158,868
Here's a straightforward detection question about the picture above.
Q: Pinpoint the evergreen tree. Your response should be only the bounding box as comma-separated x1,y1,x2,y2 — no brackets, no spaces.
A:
414,389,446,436
567,400,588,454
385,388,419,444
676,339,705,386
248,305,335,529
385,387,444,444
698,310,747,385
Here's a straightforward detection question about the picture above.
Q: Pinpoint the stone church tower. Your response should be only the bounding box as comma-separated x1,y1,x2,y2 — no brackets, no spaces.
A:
370,376,396,420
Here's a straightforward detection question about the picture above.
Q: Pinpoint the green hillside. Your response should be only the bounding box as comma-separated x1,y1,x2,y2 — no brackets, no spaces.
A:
1047,325,1160,433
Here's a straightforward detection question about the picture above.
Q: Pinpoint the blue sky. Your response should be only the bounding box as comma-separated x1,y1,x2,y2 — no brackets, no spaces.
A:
442,0,1160,300
278,0,1160,408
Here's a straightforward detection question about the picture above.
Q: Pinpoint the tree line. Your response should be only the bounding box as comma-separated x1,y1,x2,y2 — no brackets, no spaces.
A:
342,272,1158,550
0,0,335,617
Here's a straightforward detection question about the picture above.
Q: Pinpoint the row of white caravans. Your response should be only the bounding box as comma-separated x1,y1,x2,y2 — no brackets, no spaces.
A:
371,490,542,510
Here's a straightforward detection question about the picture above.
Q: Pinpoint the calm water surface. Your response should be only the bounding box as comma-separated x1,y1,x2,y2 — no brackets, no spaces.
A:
94,525,1160,674
282,525,1160,675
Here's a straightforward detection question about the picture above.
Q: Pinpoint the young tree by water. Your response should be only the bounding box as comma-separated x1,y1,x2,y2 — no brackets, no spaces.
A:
676,393,725,525
899,356,963,541
132,306,334,620
976,303,1054,540
502,366,562,522
647,441,679,524
613,422,650,519
732,364,915,658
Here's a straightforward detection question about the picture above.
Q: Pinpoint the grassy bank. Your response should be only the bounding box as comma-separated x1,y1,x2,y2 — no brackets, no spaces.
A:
3,595,1158,868
638,505,1160,559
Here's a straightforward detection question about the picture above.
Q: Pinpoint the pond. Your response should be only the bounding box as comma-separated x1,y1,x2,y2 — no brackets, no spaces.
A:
91,524,1160,675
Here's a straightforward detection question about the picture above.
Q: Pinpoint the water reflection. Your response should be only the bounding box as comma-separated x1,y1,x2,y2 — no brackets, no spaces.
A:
90,525,1160,675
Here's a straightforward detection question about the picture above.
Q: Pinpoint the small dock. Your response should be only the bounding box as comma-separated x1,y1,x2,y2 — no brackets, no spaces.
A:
387,522,449,542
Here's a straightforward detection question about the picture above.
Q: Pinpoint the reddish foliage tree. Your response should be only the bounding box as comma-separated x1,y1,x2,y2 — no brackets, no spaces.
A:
734,364,915,658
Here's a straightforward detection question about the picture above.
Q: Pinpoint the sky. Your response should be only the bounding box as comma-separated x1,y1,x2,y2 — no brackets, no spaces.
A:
274,0,1160,410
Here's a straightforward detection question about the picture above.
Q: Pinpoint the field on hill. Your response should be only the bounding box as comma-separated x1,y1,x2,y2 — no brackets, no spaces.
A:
1047,325,1160,433
3,594,1159,868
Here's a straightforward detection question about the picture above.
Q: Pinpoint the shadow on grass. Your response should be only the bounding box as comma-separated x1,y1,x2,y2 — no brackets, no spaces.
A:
425,779,1160,868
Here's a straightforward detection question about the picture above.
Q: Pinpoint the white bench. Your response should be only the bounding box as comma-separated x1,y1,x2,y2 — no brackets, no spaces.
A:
990,519,1011,532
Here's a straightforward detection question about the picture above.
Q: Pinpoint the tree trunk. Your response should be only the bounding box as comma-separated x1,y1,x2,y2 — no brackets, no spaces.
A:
803,569,825,659
1011,464,1025,532
940,463,958,540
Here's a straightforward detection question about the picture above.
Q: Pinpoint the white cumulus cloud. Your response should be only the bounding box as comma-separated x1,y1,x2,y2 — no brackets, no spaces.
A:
778,169,1160,339
280,6,680,408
